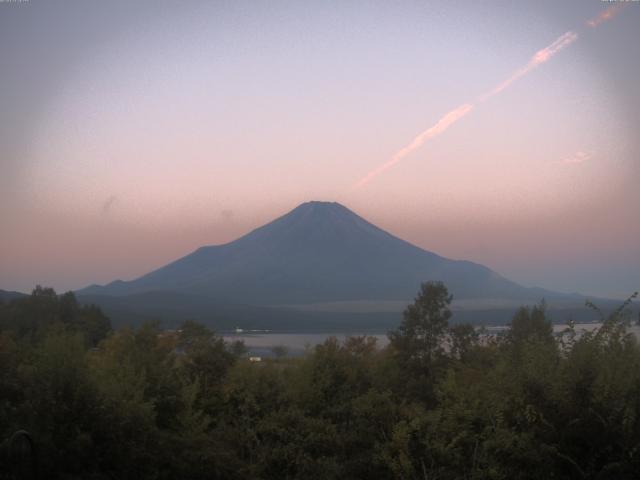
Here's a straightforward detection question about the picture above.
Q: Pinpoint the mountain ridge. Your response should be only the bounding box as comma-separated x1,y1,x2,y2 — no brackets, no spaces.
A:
78,201,574,306
0,289,28,302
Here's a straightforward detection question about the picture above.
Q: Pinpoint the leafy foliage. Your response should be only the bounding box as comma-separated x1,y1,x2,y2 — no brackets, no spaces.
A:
0,286,639,479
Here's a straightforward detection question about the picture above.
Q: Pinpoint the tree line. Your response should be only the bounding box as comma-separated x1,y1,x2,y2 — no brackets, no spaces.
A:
0,283,639,479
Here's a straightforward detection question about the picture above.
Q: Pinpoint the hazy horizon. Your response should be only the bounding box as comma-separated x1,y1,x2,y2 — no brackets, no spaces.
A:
1,0,639,299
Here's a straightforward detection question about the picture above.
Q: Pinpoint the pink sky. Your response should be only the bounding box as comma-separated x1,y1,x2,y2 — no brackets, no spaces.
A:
0,1,638,298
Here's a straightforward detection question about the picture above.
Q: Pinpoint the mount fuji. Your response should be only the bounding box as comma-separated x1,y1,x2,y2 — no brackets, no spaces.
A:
77,201,590,328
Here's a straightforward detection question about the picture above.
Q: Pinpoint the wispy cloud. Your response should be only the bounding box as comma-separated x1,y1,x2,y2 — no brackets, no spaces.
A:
101,195,117,216
586,4,624,28
478,31,578,102
352,5,620,190
561,150,592,165
353,31,577,189
352,103,474,189
220,209,234,221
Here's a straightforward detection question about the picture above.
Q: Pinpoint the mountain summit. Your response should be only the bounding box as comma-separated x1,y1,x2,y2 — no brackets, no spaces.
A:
79,201,558,306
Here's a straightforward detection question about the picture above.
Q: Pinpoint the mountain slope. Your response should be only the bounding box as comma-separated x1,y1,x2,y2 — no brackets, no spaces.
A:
78,201,566,305
0,289,28,302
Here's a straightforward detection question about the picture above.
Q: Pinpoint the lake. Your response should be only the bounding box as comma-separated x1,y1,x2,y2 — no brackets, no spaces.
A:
222,331,390,357
223,322,640,358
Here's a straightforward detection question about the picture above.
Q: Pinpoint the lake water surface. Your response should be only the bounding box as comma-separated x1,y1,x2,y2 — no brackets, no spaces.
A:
223,322,640,358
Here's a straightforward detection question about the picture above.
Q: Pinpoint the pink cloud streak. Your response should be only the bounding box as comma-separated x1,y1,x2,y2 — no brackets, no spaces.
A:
352,5,622,190
561,150,592,165
478,31,578,102
586,4,624,28
352,103,474,189
353,31,577,189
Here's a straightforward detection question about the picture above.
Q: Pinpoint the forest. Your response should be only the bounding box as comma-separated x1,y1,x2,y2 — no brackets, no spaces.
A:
1,283,639,480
